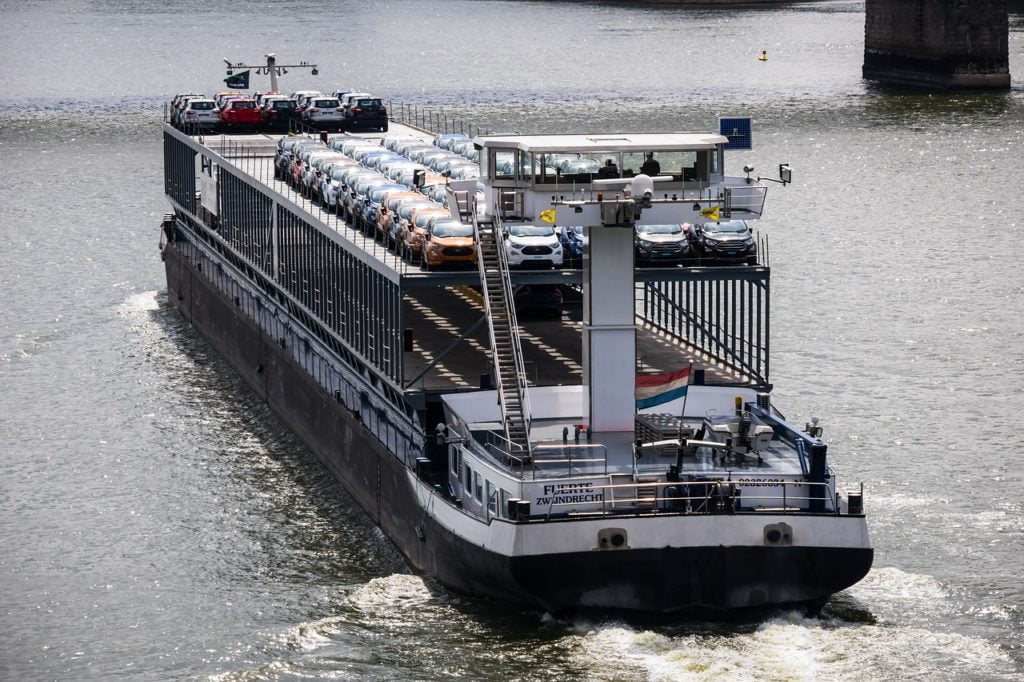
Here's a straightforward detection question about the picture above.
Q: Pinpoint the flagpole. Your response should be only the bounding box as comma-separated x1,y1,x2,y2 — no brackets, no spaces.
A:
678,361,693,443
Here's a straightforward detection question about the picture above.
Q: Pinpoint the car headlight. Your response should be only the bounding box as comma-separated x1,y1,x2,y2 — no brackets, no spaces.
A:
704,238,719,246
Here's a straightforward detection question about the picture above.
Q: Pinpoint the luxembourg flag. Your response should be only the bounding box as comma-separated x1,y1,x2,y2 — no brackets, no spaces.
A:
635,364,693,410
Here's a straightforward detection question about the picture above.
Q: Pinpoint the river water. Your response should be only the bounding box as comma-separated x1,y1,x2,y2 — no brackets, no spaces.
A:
2,0,1023,679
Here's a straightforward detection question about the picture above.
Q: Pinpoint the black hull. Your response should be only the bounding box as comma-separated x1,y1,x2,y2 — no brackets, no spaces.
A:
415,506,873,613
164,237,872,613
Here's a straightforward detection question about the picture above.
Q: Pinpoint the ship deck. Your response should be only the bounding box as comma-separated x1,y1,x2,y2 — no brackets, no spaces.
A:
200,126,759,394
167,124,770,398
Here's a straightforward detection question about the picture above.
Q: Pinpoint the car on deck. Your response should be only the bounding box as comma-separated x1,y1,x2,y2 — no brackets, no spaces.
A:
513,284,564,318
176,98,219,130
503,223,564,268
634,223,692,265
300,97,344,130
344,96,388,132
261,97,297,130
692,219,756,264
421,218,475,270
218,99,262,130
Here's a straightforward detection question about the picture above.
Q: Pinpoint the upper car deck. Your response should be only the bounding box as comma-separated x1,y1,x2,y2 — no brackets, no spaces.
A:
173,125,770,394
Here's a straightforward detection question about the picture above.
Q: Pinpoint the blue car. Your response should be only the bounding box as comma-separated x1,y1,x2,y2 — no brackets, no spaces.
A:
558,225,587,267
434,132,470,150
361,183,407,227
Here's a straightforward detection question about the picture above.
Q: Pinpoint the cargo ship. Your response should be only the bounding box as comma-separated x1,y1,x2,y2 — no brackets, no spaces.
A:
160,111,872,613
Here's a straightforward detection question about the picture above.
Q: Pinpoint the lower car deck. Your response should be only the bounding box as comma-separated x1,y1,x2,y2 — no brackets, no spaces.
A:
402,285,753,393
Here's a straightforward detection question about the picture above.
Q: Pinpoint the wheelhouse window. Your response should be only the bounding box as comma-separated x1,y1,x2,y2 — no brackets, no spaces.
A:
619,150,712,183
474,471,483,502
490,149,516,181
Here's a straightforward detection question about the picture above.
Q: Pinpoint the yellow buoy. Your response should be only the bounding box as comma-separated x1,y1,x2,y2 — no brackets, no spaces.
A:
758,50,768,61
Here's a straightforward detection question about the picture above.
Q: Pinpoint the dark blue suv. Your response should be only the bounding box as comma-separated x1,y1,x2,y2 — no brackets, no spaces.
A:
694,220,757,264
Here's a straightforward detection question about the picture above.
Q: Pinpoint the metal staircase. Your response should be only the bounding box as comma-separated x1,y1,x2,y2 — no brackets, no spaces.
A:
472,213,532,460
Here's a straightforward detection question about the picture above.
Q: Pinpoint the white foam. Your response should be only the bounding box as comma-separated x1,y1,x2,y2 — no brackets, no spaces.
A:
346,573,433,614
569,610,1016,681
116,290,160,316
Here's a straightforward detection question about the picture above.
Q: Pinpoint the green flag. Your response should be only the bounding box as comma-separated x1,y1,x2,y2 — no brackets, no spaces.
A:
223,70,249,89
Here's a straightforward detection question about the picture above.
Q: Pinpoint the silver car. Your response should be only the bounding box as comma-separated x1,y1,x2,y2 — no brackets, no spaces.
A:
177,98,219,129
302,97,344,130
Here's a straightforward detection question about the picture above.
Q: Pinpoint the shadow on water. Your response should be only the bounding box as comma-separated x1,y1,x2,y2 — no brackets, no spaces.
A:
858,87,1018,125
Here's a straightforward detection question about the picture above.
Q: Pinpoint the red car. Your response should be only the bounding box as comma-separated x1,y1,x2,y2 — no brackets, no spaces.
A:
218,98,262,130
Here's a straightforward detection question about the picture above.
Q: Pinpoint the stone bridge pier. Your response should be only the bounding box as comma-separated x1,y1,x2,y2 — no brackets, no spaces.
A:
864,0,1010,89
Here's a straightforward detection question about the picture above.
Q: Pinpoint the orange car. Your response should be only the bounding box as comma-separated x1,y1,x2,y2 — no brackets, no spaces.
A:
401,206,452,262
375,190,424,244
422,218,476,270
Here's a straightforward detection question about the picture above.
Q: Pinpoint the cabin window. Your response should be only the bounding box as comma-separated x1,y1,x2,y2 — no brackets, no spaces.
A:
450,447,461,476
474,471,483,502
464,464,472,492
486,481,496,516
491,149,516,180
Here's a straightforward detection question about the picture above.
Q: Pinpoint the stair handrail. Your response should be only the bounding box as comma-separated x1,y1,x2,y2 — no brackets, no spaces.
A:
470,206,532,454
471,212,513,447
490,213,533,443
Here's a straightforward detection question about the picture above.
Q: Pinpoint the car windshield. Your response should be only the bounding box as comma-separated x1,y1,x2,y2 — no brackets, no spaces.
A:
702,220,748,234
190,101,215,110
369,186,403,200
400,203,432,218
639,224,683,235
509,225,554,237
432,221,473,238
313,99,339,108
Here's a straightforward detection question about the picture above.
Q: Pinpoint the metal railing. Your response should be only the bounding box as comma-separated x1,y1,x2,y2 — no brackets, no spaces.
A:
532,477,849,521
491,213,533,439
638,273,770,386
530,443,609,479
387,100,490,138
216,136,413,276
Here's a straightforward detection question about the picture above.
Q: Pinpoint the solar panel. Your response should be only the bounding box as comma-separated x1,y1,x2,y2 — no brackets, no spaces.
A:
719,117,753,150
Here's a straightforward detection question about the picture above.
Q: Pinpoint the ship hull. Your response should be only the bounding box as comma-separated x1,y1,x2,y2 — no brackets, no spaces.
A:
164,235,871,613
421,506,873,612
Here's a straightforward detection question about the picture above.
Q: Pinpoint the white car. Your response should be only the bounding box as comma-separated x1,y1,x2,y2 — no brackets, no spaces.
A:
177,98,219,129
301,97,345,129
503,223,564,268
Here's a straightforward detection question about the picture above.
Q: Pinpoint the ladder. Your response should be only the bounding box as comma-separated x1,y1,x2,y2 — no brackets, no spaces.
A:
472,213,532,460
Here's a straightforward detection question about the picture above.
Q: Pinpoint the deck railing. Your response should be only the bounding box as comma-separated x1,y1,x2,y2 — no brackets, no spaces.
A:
533,477,851,520
387,100,489,138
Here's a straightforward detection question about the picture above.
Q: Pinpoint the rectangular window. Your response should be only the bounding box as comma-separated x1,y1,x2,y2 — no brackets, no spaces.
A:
450,447,461,476
465,464,472,492
491,149,515,180
499,489,511,519
474,471,483,502
486,481,496,516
